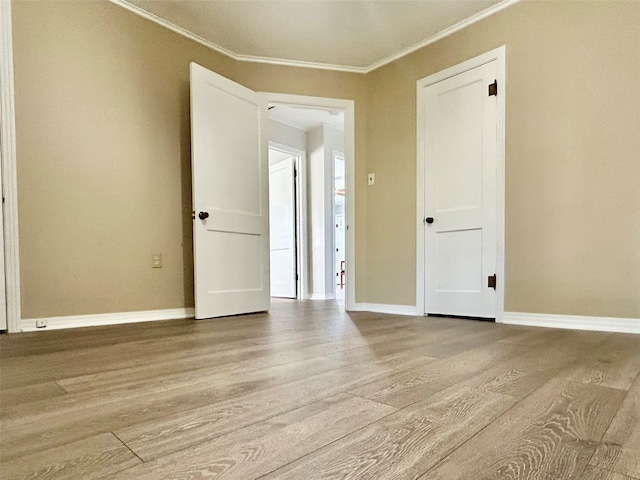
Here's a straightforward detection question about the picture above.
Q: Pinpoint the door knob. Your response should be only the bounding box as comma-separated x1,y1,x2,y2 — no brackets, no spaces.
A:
198,211,209,220
425,217,434,224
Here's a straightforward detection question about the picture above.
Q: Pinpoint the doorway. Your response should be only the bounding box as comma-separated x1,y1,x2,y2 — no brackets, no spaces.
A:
416,47,506,321
266,95,354,309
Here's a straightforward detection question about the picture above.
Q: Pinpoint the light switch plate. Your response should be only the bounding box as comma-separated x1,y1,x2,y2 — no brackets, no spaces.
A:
368,173,375,186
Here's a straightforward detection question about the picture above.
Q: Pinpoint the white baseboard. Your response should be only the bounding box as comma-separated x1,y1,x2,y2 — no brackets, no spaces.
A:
350,303,418,316
22,306,636,334
21,308,195,332
502,312,640,335
309,293,335,300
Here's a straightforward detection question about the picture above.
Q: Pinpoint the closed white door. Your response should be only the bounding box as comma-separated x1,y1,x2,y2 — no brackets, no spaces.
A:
190,62,270,319
269,156,297,298
423,60,497,318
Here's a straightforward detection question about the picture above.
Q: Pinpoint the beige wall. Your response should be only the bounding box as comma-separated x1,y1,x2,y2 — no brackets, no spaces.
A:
12,0,639,320
366,0,640,317
12,0,367,318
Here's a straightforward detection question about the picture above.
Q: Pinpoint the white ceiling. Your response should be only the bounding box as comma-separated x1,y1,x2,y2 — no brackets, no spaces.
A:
119,0,512,72
269,105,344,132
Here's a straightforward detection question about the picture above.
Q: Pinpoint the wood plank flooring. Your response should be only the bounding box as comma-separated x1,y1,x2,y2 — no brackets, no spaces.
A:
1,299,639,479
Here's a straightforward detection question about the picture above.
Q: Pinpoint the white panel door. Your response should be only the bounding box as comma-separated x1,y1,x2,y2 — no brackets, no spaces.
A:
269,157,296,298
423,60,497,318
190,62,269,319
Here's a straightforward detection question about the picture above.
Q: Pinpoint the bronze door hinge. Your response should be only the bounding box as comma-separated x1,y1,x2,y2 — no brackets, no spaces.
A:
488,80,498,97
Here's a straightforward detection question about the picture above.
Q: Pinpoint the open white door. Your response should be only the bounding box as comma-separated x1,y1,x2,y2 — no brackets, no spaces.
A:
423,60,497,319
269,157,296,298
0,159,6,331
190,62,270,319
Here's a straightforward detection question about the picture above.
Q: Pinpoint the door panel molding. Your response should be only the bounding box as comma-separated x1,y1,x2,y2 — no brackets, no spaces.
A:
416,46,506,322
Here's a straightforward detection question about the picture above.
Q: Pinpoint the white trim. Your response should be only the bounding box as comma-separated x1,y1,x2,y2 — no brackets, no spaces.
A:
494,49,507,325
366,0,520,72
0,0,21,333
351,303,418,316
309,293,335,300
21,308,196,332
416,46,506,323
268,142,308,300
264,93,356,312
108,0,520,74
503,312,640,335
232,53,367,75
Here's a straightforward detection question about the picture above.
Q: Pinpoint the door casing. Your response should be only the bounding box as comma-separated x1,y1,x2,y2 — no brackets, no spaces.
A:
415,46,506,323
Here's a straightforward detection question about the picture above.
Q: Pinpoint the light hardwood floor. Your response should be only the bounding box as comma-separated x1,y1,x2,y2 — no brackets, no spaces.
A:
1,299,639,479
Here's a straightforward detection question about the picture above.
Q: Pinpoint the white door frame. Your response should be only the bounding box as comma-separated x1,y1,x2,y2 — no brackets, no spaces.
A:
263,93,356,311
416,46,506,323
0,0,22,333
268,141,307,299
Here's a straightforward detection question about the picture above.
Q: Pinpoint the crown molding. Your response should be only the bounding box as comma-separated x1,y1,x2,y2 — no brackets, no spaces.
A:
364,0,521,72
232,53,368,74
109,0,521,75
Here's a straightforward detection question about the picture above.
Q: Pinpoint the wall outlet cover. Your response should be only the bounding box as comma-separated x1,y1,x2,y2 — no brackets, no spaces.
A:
151,254,162,268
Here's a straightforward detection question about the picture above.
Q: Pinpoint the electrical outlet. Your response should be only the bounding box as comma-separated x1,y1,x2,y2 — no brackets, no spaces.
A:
151,254,162,268
368,173,375,186
35,319,47,328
